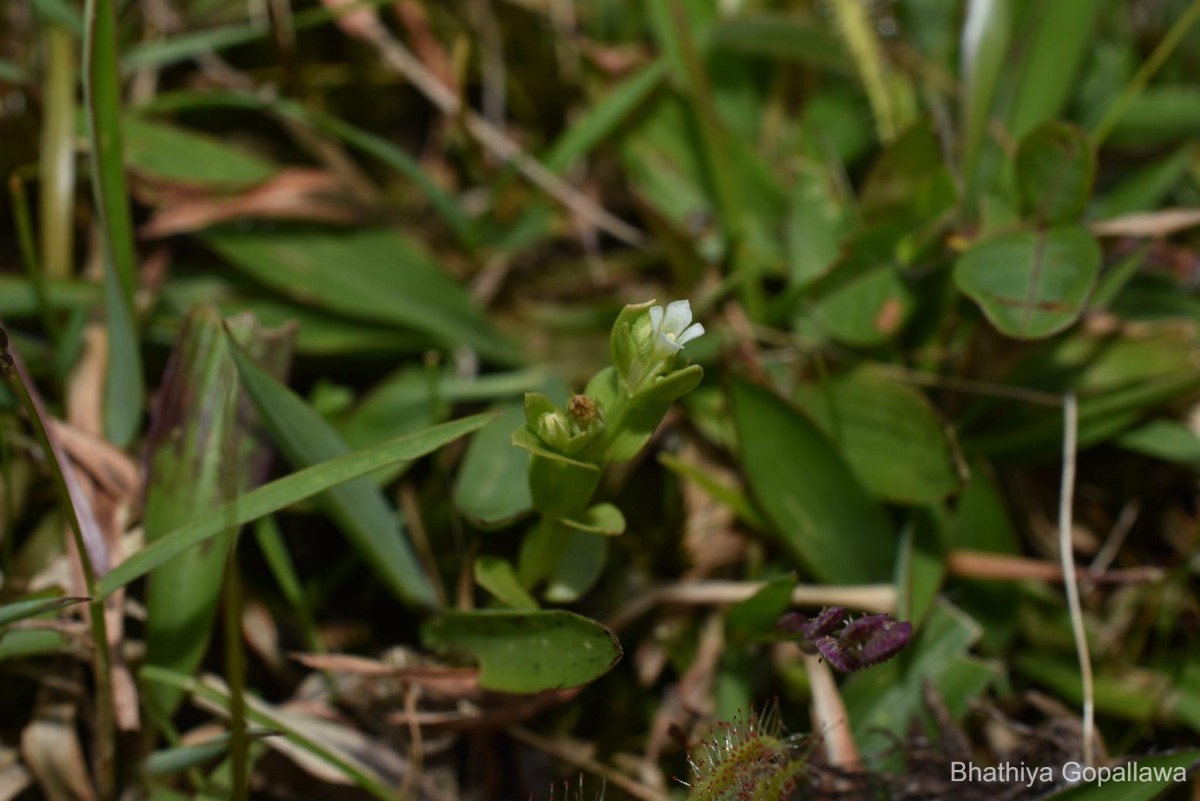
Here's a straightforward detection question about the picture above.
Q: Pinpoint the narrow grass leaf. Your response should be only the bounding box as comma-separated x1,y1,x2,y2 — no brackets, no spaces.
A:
97,413,493,598
229,340,439,610
203,227,517,364
0,595,89,629
123,116,277,189
473,557,538,610
543,60,667,174
143,730,277,777
84,0,143,447
1006,0,1100,139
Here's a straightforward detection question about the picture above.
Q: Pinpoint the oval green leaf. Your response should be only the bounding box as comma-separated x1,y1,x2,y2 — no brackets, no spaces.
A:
954,224,1101,339
1015,121,1095,223
421,610,622,693
731,376,895,583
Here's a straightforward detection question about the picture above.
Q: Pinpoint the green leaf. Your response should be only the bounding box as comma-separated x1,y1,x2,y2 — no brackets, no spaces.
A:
560,503,626,536
122,115,277,189
1015,122,1095,223
794,367,965,504
954,224,1101,339
1006,0,1100,139
0,595,89,629
143,308,292,715
97,414,493,599
421,610,621,693
543,60,667,174
730,376,895,583
1117,418,1200,473
511,426,599,471
710,12,848,70
474,557,538,609
143,730,278,777
543,529,608,603
229,340,438,610
202,227,518,364
808,225,915,347
1037,750,1199,801
725,573,795,642
960,0,1012,201
455,404,533,527
84,0,143,448
787,164,851,289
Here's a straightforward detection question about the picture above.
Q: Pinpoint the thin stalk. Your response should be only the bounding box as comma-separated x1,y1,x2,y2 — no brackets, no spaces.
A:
0,330,115,798
8,174,58,347
1091,0,1200,147
223,543,249,800
40,24,77,282
1058,393,1095,766
828,0,897,142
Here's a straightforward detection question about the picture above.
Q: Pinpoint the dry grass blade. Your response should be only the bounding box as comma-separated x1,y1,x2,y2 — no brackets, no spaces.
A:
1090,208,1200,238
20,692,98,801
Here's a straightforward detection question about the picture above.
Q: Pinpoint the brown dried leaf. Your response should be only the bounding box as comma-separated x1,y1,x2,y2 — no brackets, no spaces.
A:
140,168,363,238
20,693,97,801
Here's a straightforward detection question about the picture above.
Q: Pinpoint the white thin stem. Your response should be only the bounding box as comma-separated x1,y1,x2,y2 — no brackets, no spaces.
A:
1059,393,1094,765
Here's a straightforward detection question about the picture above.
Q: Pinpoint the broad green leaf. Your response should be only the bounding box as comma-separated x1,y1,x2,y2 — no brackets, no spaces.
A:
1015,122,1095,223
843,600,996,760
143,307,292,715
794,367,965,504
1117,418,1200,473
787,164,850,289
730,376,895,583
122,116,277,189
97,414,493,598
0,595,88,629
455,403,533,527
560,503,625,536
1006,0,1100,139
1038,750,1200,801
511,426,600,471
474,557,538,610
954,225,1101,339
543,530,608,603
202,227,518,364
858,121,957,230
809,227,914,347
230,341,438,609
421,610,621,693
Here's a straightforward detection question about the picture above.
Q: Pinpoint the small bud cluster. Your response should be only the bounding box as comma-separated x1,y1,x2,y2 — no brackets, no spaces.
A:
778,607,913,673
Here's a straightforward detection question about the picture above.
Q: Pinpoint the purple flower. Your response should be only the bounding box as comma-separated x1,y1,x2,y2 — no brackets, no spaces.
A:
778,606,913,673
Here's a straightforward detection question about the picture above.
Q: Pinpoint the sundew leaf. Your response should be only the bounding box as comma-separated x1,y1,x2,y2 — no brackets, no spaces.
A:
97,414,493,599
229,341,439,610
954,224,1101,339
731,376,895,584
202,226,519,364
421,610,621,693
794,367,965,505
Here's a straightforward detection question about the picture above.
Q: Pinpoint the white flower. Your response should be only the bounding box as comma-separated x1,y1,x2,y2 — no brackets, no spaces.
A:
648,300,705,360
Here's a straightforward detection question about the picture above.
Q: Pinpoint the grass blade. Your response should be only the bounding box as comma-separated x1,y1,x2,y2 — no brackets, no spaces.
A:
97,413,495,599
83,0,143,447
0,595,89,628
229,338,439,609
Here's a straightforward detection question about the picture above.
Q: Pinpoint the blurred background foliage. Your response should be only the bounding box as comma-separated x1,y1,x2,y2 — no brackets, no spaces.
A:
2,0,1200,798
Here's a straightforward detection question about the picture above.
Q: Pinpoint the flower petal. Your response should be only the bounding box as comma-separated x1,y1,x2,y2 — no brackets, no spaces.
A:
649,305,665,335
677,322,705,346
663,300,692,334
655,332,684,356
